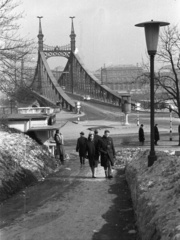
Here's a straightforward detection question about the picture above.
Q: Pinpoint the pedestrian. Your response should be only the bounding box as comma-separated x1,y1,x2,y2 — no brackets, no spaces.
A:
139,124,145,145
54,129,65,164
76,131,87,167
86,133,98,178
154,124,160,145
98,130,116,179
94,129,101,163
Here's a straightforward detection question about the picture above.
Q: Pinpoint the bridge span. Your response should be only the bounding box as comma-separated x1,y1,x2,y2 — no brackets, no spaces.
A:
30,17,132,112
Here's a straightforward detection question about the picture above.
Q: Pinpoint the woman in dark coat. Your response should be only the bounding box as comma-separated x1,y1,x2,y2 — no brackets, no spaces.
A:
154,124,160,145
86,133,98,178
98,130,116,178
139,124,145,145
94,129,102,163
76,132,87,167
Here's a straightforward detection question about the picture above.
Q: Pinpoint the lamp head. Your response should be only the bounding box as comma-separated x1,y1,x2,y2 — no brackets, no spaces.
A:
135,20,170,55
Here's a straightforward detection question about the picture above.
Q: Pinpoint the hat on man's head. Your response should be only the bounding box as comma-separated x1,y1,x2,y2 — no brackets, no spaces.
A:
80,131,84,135
94,129,98,134
104,130,110,134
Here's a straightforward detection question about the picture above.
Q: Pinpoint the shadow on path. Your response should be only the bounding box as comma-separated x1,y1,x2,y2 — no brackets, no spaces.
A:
92,168,140,240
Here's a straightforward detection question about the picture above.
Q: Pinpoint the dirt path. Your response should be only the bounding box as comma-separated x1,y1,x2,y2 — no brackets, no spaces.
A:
0,152,138,240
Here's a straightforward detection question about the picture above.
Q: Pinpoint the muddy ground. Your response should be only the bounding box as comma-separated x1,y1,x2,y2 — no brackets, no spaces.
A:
0,147,139,240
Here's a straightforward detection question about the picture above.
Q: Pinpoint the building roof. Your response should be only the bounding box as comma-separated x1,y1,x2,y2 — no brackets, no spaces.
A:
7,113,48,120
95,64,143,73
27,124,61,132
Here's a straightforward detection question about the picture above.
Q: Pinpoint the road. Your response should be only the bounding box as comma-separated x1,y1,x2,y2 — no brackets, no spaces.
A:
68,93,180,132
79,99,180,134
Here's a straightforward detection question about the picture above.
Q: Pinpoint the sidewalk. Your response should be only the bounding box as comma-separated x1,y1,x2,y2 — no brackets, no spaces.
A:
55,109,166,137
56,110,180,152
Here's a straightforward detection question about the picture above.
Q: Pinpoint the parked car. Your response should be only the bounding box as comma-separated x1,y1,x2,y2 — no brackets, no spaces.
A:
83,95,91,101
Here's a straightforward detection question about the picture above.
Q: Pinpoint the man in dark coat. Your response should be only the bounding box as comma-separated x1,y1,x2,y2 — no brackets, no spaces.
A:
154,124,160,145
139,124,145,145
86,133,98,178
54,129,65,164
94,129,101,163
76,132,87,167
98,130,116,178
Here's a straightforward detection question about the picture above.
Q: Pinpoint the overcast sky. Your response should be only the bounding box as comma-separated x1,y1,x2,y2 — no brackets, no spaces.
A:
19,0,180,71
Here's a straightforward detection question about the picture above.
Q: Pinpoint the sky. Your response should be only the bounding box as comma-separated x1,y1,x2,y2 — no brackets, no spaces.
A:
19,0,180,72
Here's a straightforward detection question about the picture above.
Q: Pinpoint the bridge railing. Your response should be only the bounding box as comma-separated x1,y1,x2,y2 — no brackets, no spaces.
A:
43,44,71,52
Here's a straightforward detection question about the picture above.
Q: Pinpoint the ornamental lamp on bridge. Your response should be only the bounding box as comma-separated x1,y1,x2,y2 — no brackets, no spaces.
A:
122,94,131,125
75,101,81,115
135,20,170,167
8,96,13,114
135,102,141,126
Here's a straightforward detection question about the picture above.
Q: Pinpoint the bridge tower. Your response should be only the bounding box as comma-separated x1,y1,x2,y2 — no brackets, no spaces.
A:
37,16,44,52
36,16,44,94
69,16,76,52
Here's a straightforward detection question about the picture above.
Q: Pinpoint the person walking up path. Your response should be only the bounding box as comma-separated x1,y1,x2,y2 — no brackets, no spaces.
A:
76,131,87,167
99,130,116,179
94,129,102,163
86,133,98,178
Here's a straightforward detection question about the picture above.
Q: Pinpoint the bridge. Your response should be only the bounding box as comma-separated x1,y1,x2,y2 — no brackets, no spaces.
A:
30,17,132,112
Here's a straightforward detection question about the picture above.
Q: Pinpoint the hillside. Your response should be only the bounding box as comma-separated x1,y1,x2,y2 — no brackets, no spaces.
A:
0,124,59,202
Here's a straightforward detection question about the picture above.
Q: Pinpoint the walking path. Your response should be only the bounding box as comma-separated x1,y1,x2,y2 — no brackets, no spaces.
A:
0,153,138,240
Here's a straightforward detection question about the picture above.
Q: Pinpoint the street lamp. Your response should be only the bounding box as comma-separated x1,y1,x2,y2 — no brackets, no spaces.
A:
8,96,13,114
169,105,173,141
135,102,141,126
135,20,169,167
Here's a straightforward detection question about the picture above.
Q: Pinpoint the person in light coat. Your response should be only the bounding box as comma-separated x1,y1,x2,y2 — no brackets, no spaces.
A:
54,129,65,164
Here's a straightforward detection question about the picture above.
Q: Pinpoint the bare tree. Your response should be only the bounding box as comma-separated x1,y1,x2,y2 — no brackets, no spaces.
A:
0,0,36,100
156,25,180,116
135,25,180,115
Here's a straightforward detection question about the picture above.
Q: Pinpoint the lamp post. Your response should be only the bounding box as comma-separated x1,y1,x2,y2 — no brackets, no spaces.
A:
8,97,13,114
135,20,169,167
136,102,141,126
169,105,173,141
101,67,103,85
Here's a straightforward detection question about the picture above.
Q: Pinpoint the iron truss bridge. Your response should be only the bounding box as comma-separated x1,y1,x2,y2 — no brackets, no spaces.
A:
30,18,132,112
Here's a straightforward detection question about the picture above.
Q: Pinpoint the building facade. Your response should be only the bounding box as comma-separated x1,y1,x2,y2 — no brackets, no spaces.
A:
94,65,143,93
